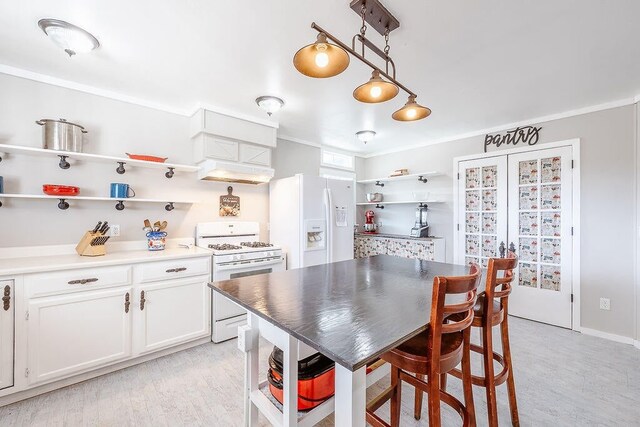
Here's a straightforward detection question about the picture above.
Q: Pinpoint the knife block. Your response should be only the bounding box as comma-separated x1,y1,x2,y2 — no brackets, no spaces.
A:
75,231,108,257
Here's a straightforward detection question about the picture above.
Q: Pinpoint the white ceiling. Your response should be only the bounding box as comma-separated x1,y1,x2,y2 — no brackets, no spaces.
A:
1,0,639,155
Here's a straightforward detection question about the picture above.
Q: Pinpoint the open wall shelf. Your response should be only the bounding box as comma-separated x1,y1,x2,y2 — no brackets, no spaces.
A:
356,171,441,186
0,144,199,178
0,194,196,211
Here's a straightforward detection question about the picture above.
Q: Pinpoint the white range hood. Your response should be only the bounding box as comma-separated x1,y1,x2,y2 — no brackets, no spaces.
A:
197,159,274,185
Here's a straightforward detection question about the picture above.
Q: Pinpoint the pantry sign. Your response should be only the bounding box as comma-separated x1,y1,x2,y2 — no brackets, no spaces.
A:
484,125,542,153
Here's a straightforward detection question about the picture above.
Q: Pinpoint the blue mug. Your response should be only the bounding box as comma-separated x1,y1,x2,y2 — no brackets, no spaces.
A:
110,183,135,198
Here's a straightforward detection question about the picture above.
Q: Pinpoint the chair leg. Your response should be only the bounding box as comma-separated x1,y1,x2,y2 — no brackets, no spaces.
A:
462,328,476,427
482,324,498,427
414,374,424,420
428,370,442,427
390,366,402,427
440,373,448,391
501,315,520,427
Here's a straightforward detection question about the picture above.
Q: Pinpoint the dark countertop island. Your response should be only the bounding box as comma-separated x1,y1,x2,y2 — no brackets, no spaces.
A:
209,255,472,371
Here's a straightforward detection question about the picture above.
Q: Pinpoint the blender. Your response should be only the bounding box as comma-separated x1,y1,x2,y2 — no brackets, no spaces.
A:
410,204,429,237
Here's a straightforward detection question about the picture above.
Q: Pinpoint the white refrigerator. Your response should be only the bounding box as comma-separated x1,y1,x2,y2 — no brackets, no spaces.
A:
269,174,355,269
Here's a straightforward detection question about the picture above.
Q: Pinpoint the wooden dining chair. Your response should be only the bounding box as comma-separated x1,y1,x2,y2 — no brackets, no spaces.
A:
446,252,519,427
366,264,481,427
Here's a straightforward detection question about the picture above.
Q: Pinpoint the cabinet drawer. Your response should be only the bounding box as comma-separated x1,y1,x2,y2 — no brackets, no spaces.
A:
139,257,210,283
25,266,132,298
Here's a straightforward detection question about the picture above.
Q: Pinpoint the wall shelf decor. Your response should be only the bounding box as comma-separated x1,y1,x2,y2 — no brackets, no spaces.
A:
356,200,444,209
0,144,198,178
356,171,441,185
0,194,195,211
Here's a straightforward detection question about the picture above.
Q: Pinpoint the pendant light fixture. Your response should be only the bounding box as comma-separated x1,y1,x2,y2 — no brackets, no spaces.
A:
392,95,431,121
356,130,376,144
38,19,99,57
256,96,285,116
293,33,350,78
353,70,398,103
293,0,431,122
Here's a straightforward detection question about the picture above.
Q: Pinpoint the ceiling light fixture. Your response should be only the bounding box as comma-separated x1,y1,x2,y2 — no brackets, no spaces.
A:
256,96,285,116
293,0,431,121
38,19,99,57
353,70,399,103
356,130,376,144
293,33,350,78
392,95,431,121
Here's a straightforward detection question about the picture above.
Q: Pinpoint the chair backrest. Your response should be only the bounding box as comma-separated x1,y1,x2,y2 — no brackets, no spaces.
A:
428,264,481,373
485,251,518,312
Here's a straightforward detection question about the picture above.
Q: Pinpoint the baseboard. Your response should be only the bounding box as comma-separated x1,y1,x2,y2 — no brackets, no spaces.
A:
580,327,635,345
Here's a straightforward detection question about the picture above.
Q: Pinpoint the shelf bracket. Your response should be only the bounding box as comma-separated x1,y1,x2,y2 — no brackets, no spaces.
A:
115,200,125,211
417,175,428,183
116,162,126,175
58,155,70,170
375,181,385,187
57,199,69,210
0,200,3,208
418,203,428,209
375,204,384,209
0,151,5,162
165,202,175,211
165,167,175,179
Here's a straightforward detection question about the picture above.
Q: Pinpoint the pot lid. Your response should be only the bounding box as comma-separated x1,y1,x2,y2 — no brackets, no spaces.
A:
36,118,86,129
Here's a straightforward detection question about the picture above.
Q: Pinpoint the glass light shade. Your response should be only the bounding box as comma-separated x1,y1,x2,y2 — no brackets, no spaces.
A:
293,33,350,78
38,19,99,57
392,95,432,121
356,130,376,143
256,96,284,116
353,70,399,103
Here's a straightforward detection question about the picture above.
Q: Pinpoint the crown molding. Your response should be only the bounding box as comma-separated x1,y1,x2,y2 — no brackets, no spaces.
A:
361,96,639,158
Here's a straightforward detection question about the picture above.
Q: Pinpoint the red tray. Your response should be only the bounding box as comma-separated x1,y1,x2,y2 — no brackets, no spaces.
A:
43,185,80,196
125,153,168,163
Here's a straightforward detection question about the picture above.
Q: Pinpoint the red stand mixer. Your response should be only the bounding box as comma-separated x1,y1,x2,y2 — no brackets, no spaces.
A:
363,210,378,234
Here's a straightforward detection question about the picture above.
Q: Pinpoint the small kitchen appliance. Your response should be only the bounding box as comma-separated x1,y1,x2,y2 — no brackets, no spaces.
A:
410,204,429,238
363,209,377,233
196,221,285,343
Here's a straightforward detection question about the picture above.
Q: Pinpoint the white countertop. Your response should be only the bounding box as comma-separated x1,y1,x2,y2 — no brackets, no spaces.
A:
0,246,212,276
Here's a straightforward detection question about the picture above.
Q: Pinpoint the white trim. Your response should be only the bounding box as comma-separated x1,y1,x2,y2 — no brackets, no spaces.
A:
277,135,364,158
580,327,635,345
0,64,279,129
278,135,321,148
363,99,636,158
452,138,581,331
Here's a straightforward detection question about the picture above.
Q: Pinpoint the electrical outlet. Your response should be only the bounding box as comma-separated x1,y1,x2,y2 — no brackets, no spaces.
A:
599,297,610,311
110,224,121,237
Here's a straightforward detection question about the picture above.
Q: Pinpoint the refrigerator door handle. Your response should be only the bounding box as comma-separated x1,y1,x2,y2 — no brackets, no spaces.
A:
324,187,333,264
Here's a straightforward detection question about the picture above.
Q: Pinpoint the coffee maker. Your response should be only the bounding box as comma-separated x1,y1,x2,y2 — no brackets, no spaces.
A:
410,204,429,237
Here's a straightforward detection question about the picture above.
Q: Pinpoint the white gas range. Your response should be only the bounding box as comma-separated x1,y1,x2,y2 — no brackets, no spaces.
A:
196,221,285,343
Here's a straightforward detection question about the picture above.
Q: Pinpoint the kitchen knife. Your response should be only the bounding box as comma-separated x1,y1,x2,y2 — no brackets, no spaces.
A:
101,227,110,236
92,221,102,234
99,221,109,235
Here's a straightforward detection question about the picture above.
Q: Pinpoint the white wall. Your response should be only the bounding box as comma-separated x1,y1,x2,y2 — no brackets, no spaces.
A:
361,105,637,340
0,73,271,246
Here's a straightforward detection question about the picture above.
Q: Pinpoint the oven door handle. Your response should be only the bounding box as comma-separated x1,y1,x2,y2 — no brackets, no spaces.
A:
215,257,284,271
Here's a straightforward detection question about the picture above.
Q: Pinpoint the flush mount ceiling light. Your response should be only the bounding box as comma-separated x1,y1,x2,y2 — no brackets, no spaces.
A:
256,96,285,116
356,130,376,144
392,95,431,121
38,19,99,57
293,33,350,78
353,70,398,103
293,0,431,121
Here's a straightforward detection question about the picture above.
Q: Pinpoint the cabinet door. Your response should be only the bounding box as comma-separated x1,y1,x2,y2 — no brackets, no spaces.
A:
135,277,210,354
239,143,271,166
203,135,239,161
27,287,133,385
0,281,14,390
456,156,508,267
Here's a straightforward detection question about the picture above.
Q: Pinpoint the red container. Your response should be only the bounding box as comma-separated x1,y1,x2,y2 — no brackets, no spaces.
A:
43,184,80,196
267,347,335,411
125,153,168,163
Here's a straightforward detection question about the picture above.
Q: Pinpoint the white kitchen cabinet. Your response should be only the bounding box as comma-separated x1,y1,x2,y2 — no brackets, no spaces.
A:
239,143,271,166
193,133,239,162
0,280,14,390
190,108,277,147
134,276,210,354
27,287,133,385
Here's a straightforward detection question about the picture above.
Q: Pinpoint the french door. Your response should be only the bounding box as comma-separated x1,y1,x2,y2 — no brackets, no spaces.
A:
456,146,574,328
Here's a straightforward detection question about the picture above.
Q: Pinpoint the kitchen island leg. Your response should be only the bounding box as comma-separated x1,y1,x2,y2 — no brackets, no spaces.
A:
335,364,367,427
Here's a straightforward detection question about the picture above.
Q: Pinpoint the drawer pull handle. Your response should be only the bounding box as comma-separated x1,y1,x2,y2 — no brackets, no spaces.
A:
2,285,10,311
140,290,146,311
68,278,99,285
165,267,187,273
125,292,130,313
